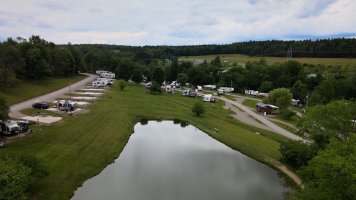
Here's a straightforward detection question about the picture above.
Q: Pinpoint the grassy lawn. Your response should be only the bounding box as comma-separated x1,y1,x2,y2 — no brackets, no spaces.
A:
0,84,291,200
242,99,260,108
0,75,86,105
179,54,356,66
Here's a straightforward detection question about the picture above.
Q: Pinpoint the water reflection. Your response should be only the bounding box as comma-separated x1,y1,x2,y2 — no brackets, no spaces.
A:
72,121,290,200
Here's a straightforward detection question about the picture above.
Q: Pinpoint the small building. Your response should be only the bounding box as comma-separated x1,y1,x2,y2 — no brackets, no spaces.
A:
256,102,279,115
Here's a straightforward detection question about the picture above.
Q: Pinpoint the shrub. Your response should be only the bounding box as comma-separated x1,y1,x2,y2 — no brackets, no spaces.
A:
279,109,296,120
149,81,162,94
118,80,127,91
192,102,205,116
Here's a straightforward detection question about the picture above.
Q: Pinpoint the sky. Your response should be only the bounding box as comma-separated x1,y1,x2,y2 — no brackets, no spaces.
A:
0,0,356,45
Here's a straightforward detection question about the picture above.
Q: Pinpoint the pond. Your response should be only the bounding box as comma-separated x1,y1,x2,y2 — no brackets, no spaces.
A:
72,121,291,200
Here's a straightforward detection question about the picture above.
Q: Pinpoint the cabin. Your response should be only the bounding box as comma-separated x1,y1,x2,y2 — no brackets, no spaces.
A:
256,102,279,115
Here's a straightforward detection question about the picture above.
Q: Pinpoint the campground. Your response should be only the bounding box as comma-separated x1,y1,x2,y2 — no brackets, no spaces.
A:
0,83,296,200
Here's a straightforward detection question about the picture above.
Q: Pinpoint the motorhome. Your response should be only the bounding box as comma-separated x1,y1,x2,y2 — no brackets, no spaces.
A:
182,89,197,97
197,86,202,91
96,70,107,75
203,94,216,102
100,72,115,79
0,120,20,135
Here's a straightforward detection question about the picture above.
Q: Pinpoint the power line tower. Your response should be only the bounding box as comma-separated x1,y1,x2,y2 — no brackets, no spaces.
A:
287,45,293,60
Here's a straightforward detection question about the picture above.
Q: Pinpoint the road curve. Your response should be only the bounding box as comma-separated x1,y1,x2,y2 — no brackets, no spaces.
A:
219,96,306,141
9,73,97,119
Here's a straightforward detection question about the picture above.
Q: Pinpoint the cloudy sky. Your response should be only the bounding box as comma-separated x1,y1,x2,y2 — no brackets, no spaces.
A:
0,0,355,45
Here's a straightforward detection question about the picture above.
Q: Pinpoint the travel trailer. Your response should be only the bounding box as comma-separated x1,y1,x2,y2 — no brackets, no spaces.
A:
197,86,202,91
203,94,216,103
100,72,115,79
219,87,234,93
182,89,197,97
0,120,20,135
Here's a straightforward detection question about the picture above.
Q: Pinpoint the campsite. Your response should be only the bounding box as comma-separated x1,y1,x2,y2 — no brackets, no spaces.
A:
1,1,356,199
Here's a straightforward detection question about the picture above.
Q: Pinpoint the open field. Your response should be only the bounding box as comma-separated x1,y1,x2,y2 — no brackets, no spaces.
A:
0,84,291,200
0,75,86,105
179,54,356,66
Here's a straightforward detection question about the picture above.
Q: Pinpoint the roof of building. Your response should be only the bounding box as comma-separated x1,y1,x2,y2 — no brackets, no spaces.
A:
256,102,279,109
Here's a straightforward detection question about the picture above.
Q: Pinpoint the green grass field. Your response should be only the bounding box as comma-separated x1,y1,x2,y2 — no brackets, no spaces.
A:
0,75,86,105
0,84,291,200
179,54,356,66
242,99,260,108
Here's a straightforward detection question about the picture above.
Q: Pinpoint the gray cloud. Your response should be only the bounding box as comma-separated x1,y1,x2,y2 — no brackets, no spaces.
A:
0,0,355,45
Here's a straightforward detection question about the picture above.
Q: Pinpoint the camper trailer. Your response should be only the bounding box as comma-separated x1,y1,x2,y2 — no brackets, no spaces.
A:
100,72,115,79
182,89,197,97
56,100,77,111
219,87,234,93
203,94,216,103
0,120,20,135
217,88,225,95
165,85,175,93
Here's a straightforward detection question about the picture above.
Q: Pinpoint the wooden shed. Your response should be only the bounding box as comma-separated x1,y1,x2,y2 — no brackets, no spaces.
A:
256,102,279,115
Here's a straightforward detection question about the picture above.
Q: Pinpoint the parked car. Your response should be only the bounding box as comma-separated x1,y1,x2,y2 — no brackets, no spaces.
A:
32,102,49,109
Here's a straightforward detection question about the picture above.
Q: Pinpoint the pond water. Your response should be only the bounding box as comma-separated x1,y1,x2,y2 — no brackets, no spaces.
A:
72,121,291,200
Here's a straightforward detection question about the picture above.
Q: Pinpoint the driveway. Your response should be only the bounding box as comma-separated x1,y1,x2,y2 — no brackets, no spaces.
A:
219,96,305,141
9,73,97,119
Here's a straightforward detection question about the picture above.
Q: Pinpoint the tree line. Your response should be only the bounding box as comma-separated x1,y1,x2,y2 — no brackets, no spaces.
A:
74,38,356,59
0,36,86,87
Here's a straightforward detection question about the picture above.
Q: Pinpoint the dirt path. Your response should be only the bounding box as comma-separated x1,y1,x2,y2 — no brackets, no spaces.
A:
266,157,303,187
9,73,97,119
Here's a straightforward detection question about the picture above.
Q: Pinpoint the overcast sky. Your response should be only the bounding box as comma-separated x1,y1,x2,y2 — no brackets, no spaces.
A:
0,0,355,45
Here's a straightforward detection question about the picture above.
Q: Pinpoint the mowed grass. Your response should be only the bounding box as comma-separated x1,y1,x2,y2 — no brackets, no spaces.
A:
0,75,86,105
180,54,356,66
0,84,290,200
242,99,260,108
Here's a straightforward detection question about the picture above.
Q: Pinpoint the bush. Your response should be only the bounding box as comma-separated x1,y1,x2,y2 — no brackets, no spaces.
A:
149,81,162,94
280,140,318,169
279,109,296,120
192,102,205,116
0,155,48,200
118,80,127,91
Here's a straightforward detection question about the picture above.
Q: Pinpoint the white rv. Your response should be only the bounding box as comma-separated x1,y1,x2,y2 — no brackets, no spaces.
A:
100,72,115,79
203,94,216,102
219,87,234,93
0,120,20,135
197,86,202,91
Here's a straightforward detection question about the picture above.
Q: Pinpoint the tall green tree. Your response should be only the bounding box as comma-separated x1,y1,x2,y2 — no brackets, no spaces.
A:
299,100,356,147
0,43,23,85
291,80,308,101
131,68,143,84
298,135,356,200
152,67,165,85
0,96,9,121
267,88,292,108
177,73,188,85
